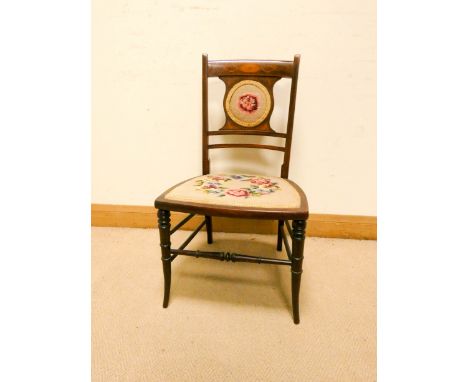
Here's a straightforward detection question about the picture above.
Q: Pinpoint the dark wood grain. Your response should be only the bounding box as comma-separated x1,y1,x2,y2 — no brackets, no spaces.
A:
202,54,209,175
291,219,306,324
208,60,294,78
170,248,292,266
157,209,171,308
277,220,285,251
281,54,301,178
280,225,292,261
207,143,285,152
205,215,213,244
208,130,287,138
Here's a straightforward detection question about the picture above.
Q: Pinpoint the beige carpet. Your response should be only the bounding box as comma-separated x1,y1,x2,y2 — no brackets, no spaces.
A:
92,227,376,382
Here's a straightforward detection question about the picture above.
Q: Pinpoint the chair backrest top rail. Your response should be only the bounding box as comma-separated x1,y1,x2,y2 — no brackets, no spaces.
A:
207,130,288,138
207,143,286,152
207,59,295,78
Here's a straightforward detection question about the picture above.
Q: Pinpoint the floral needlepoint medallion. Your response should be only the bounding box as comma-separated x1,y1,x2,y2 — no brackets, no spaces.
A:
225,80,271,127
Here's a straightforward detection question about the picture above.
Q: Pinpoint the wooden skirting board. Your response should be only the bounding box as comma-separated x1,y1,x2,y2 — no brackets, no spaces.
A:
91,204,377,240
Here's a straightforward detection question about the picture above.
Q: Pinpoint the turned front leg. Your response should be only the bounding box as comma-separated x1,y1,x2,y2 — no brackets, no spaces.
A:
157,209,171,308
291,219,306,324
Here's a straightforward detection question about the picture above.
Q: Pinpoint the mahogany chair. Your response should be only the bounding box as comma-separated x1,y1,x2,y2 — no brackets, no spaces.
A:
154,54,308,324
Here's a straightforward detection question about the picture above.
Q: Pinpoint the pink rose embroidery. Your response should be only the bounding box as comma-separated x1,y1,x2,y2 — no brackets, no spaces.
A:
203,184,218,189
226,189,250,197
250,178,271,186
238,93,258,113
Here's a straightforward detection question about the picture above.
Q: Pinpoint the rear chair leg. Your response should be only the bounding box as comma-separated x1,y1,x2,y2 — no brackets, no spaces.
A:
277,220,284,251
158,209,171,308
205,215,213,244
291,219,306,324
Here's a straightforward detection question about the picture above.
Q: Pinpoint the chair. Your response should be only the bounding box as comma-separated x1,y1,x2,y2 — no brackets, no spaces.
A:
154,54,308,324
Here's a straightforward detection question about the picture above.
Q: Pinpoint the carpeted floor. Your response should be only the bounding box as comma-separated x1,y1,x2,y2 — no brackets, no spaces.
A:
92,227,376,382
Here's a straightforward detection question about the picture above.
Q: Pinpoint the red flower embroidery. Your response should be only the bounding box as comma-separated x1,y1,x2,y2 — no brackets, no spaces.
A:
226,189,250,197
238,93,258,113
250,178,271,186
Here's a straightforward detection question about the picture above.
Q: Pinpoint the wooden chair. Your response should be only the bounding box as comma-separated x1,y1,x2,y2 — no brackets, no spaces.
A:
154,54,308,324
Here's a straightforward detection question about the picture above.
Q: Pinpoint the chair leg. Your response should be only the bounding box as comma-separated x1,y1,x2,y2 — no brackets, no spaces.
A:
157,209,171,308
205,215,213,244
291,219,306,324
276,220,284,251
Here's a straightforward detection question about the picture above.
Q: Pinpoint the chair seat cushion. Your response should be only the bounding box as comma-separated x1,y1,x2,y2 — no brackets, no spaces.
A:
164,174,301,209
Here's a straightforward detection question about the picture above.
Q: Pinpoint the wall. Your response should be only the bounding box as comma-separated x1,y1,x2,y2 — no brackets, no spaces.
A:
92,0,376,216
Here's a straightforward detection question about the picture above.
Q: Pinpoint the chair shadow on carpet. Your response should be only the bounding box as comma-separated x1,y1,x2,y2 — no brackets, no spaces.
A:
168,237,292,311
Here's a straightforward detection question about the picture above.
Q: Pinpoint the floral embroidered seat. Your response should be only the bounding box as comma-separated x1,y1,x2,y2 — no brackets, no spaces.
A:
155,173,308,219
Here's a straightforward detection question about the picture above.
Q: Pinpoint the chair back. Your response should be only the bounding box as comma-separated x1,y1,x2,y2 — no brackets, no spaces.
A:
202,54,301,178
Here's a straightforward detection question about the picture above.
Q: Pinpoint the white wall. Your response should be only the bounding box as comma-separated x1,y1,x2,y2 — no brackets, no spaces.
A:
92,0,376,215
